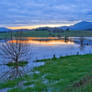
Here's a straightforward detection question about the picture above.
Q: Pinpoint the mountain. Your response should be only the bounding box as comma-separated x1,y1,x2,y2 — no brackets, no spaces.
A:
1,21,92,32
0,27,11,32
59,21,92,31
70,21,92,30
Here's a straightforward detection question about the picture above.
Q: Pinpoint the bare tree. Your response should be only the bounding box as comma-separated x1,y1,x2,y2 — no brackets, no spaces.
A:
0,31,30,79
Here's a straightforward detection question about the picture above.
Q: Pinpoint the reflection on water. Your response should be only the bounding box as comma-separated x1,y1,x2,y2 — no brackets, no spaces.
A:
8,37,74,46
7,37,92,60
1,37,92,75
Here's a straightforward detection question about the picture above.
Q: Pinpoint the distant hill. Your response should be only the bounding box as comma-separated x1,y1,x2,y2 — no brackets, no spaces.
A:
59,21,92,31
1,21,92,32
0,27,11,32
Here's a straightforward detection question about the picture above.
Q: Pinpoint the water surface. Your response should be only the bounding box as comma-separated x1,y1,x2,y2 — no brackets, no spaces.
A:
0,37,92,76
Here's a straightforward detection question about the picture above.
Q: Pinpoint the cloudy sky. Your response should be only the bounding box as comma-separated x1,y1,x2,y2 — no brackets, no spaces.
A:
0,0,92,28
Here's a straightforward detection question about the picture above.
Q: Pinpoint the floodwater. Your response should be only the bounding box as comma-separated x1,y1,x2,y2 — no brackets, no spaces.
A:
0,37,92,92
0,37,92,77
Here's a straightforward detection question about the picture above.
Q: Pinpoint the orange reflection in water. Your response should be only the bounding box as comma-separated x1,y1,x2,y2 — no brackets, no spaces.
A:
8,37,74,46
26,37,58,40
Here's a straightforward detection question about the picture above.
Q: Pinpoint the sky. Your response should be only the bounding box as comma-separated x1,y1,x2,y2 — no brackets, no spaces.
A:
0,0,92,29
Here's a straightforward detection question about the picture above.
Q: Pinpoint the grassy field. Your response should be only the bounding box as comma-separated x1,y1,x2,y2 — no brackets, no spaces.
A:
0,30,92,39
0,54,92,92
0,31,51,39
58,30,92,37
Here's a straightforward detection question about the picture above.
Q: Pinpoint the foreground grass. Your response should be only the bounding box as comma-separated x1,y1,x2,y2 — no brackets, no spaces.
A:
0,54,92,92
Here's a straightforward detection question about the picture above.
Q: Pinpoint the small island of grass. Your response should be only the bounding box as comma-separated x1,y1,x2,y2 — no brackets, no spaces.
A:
6,61,28,67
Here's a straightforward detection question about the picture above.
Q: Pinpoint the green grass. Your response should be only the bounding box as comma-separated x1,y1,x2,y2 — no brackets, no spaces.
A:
1,54,92,92
63,79,92,92
0,32,11,39
33,54,92,91
22,31,51,37
6,61,28,67
0,31,51,39
8,88,24,92
58,30,92,37
0,78,24,89
0,30,92,39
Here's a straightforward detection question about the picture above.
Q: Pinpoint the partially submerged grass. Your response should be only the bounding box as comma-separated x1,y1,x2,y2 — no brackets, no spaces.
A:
0,78,24,89
33,54,92,91
6,61,28,67
0,54,92,92
8,88,24,92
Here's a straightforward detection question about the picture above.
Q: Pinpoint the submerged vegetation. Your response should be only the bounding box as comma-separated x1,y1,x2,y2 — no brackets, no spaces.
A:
0,54,92,92
6,61,28,67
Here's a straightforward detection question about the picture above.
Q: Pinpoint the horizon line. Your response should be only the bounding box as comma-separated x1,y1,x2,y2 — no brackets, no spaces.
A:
7,23,74,30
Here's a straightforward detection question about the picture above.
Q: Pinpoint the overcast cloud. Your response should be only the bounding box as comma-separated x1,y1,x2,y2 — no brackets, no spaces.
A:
0,0,92,27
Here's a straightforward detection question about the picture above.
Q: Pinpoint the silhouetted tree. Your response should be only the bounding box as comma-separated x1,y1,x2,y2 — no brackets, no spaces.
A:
0,31,30,80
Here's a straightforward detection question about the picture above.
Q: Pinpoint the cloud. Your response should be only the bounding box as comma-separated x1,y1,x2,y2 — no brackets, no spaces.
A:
0,0,92,27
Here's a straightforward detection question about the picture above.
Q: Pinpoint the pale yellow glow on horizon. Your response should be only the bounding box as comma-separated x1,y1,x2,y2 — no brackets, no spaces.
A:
7,24,73,30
